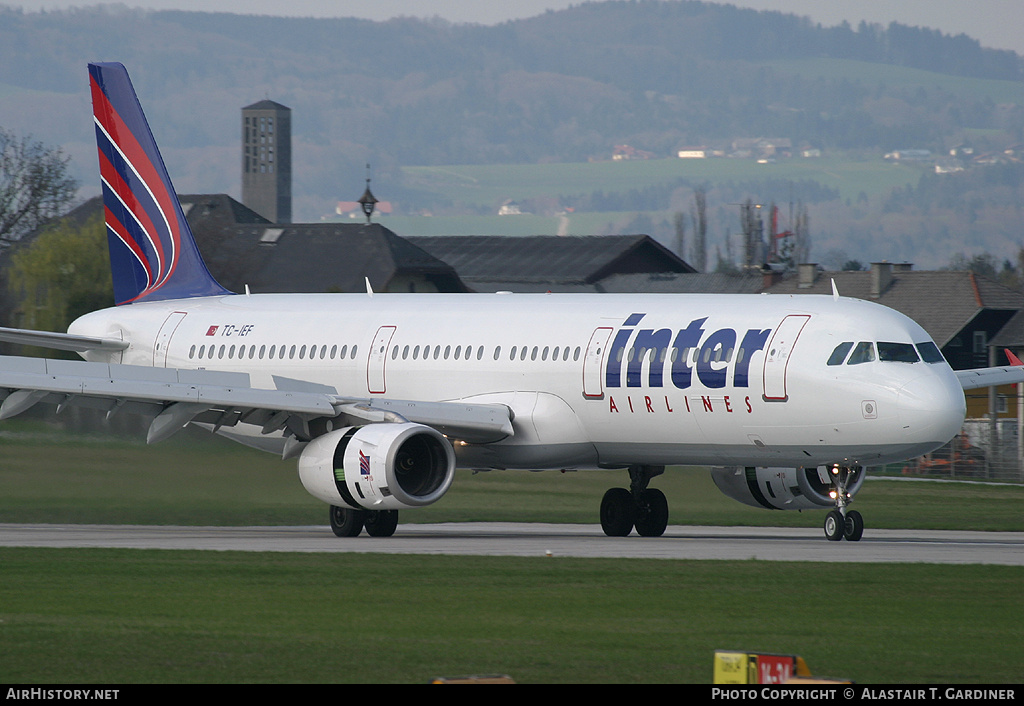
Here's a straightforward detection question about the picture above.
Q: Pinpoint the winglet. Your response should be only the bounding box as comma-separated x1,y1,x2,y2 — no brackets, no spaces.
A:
1006,349,1023,366
831,278,840,301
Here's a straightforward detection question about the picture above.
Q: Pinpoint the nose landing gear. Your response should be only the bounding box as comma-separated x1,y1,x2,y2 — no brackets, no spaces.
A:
824,465,864,541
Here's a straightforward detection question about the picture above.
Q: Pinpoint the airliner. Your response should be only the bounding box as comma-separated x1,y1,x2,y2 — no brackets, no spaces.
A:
0,63,1019,542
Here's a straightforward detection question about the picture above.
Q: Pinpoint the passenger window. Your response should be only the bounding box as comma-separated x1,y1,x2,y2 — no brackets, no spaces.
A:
351,345,357,359
847,342,875,365
916,342,945,364
494,346,501,360
878,342,919,363
573,346,581,361
828,342,854,366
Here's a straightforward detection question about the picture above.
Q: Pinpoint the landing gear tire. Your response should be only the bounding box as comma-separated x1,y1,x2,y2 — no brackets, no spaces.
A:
600,488,636,537
843,510,864,542
330,505,365,537
634,488,669,537
824,510,844,541
364,509,399,537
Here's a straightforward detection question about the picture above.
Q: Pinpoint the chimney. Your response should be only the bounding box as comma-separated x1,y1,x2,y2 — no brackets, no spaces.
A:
798,263,818,288
893,262,914,273
871,262,893,298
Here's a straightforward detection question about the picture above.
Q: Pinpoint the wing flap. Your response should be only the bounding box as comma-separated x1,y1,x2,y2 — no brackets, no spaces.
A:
0,355,335,422
0,355,515,446
335,398,514,443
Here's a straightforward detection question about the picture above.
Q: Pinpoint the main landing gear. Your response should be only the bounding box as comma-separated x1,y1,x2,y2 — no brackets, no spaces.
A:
600,464,669,537
329,505,399,538
823,465,864,542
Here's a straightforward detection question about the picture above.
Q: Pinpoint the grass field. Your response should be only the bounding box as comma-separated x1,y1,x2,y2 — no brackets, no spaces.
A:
1,549,1020,684
2,421,1023,531
2,421,1023,683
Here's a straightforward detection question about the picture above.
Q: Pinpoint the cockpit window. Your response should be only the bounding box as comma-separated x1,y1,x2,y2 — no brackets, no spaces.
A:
916,341,945,364
846,341,876,365
827,342,853,366
878,342,920,363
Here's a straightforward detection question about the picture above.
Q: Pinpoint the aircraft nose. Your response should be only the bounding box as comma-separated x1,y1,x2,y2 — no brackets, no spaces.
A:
897,370,965,445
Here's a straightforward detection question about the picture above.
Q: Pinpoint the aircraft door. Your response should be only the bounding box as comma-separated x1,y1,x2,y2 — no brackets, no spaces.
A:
762,314,810,401
153,311,186,367
367,325,396,394
582,327,613,398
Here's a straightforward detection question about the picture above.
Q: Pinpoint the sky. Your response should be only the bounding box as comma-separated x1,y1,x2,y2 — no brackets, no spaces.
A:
8,0,1024,55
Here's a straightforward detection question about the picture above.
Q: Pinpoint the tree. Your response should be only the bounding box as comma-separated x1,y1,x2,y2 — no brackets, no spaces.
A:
0,127,78,246
8,212,112,338
690,186,707,273
740,199,764,269
672,211,686,261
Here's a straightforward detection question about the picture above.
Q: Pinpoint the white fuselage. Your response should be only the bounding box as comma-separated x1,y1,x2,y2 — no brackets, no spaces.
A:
69,291,966,470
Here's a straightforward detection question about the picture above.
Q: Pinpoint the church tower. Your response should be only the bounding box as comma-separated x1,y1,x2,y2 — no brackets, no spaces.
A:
242,100,291,223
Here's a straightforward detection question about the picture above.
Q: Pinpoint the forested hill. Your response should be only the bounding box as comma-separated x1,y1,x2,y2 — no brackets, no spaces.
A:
0,0,1022,218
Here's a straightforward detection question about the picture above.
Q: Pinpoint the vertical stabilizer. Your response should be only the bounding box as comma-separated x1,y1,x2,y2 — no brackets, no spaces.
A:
89,62,231,305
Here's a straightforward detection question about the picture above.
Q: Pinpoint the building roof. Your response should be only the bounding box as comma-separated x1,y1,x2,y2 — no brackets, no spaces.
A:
405,234,695,292
597,271,766,294
179,196,465,294
52,195,467,294
762,265,1024,348
242,99,291,112
989,309,1024,348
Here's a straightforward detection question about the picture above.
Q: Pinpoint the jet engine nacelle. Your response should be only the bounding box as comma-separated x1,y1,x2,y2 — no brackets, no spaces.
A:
298,423,456,511
710,465,865,511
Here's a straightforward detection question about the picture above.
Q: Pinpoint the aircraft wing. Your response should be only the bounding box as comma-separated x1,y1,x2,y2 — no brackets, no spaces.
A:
956,365,1024,390
0,354,513,449
956,348,1024,390
0,326,129,353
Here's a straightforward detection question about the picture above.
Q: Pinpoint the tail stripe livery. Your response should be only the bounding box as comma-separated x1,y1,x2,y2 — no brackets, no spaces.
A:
88,62,230,305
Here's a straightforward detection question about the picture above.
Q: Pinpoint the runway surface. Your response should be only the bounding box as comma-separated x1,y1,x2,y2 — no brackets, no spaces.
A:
2,523,1023,564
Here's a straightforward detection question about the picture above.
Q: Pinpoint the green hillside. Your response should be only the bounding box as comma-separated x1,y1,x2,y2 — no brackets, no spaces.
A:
1,1,1021,267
